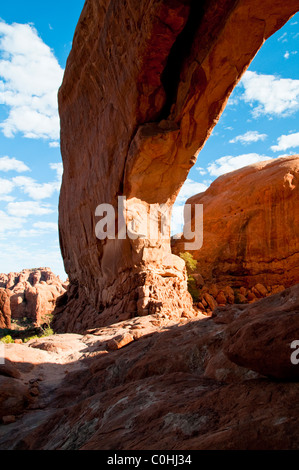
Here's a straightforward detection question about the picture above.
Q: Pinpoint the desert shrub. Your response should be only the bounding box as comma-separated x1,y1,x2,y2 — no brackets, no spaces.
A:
179,251,197,273
42,326,54,337
23,335,39,343
179,252,199,302
0,335,14,344
187,276,200,302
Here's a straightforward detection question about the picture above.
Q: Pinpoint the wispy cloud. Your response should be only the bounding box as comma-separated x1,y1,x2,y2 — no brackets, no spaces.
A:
0,177,15,196
0,21,63,142
0,239,66,279
175,178,208,205
33,221,57,231
49,141,60,148
171,178,208,235
0,209,24,233
6,200,54,217
278,32,287,43
229,130,267,145
49,162,63,180
271,131,299,152
11,162,62,200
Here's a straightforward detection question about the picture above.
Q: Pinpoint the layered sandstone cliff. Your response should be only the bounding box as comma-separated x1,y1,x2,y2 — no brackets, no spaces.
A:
54,0,299,333
0,289,11,329
0,269,67,327
172,156,299,292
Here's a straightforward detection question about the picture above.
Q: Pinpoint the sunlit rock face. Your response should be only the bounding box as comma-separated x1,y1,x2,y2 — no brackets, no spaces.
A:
54,0,299,333
172,155,299,289
0,269,66,326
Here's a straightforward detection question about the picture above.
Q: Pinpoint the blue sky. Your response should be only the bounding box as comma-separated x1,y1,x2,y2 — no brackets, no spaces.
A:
0,3,298,280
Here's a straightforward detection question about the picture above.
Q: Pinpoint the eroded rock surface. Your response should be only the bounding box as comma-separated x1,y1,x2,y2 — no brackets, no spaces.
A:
55,0,299,332
1,284,299,450
0,269,67,326
0,289,11,329
172,156,299,291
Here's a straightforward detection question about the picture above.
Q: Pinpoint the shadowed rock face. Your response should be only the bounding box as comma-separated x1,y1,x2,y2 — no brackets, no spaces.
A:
54,0,299,333
172,155,299,289
1,285,299,449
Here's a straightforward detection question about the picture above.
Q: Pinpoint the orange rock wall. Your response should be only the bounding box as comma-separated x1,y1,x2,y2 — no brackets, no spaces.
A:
55,0,299,332
173,156,299,289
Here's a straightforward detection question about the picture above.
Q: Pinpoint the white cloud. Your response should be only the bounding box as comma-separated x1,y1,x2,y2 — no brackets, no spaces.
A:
0,195,15,202
0,240,66,279
18,228,45,238
207,153,272,177
171,179,208,235
0,209,24,233
49,162,63,180
12,175,59,200
18,222,58,237
171,204,184,236
271,132,299,152
49,141,59,148
284,50,297,59
196,166,207,176
0,177,14,195
33,221,57,231
6,200,54,217
11,162,62,200
241,71,299,117
175,178,208,205
0,155,30,172
0,21,63,141
229,130,267,145
278,32,287,43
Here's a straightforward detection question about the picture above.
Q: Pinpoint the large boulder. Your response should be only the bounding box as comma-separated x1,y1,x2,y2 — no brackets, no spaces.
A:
173,156,299,289
213,283,299,380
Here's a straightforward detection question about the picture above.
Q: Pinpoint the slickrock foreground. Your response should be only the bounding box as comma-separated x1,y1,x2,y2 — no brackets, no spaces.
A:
55,0,299,332
0,269,67,328
1,284,299,450
2,0,299,452
172,156,299,292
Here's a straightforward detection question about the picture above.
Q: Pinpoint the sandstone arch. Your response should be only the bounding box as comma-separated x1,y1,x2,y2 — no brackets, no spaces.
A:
53,0,299,333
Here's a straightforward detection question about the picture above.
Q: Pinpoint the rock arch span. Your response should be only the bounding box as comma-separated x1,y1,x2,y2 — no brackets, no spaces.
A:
53,0,299,333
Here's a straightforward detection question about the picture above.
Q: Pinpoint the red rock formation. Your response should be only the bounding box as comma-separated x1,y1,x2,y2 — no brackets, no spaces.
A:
55,0,299,333
0,268,66,326
1,284,299,449
172,156,299,290
213,284,299,380
0,289,11,329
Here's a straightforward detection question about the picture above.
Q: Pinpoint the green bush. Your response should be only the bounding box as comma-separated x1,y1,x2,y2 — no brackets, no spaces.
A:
179,252,199,302
179,252,197,274
42,326,54,337
0,335,14,344
23,335,39,343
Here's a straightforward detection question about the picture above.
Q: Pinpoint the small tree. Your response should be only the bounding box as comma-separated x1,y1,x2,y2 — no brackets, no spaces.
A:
179,252,199,302
179,251,197,274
